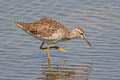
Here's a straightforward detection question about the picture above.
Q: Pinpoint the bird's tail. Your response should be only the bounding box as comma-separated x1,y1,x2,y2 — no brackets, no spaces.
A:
14,21,30,29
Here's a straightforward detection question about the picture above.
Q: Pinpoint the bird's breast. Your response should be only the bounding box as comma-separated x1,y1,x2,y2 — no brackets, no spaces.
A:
40,29,66,44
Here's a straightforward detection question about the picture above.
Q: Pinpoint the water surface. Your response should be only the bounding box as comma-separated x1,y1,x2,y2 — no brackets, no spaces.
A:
0,0,120,80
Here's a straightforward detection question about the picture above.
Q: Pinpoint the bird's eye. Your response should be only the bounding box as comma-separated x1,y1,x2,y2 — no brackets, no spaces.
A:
80,32,84,35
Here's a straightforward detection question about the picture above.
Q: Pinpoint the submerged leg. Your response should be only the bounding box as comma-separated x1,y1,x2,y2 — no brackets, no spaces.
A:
40,42,67,53
48,59,51,69
46,45,50,59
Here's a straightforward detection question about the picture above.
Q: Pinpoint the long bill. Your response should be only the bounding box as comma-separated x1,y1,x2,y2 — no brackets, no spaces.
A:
84,38,92,46
81,34,92,46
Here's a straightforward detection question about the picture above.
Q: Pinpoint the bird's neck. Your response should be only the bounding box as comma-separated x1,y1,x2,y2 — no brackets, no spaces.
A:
67,29,77,39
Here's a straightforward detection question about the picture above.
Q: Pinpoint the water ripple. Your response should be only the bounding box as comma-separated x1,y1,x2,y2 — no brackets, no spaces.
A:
0,0,120,80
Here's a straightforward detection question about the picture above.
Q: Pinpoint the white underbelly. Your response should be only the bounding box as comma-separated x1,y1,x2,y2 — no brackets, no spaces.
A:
23,28,66,44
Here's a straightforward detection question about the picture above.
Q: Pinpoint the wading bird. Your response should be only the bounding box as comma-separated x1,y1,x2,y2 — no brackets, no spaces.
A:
14,18,92,59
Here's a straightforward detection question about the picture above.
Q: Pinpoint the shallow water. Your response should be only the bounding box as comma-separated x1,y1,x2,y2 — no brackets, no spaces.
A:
0,0,120,80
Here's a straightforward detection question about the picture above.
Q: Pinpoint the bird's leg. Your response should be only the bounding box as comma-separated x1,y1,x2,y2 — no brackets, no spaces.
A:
40,42,67,53
48,59,51,69
40,42,47,50
40,42,51,59
50,46,68,53
46,45,50,60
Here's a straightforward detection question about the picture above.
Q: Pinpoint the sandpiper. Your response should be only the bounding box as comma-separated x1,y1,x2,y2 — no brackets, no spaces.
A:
14,18,92,59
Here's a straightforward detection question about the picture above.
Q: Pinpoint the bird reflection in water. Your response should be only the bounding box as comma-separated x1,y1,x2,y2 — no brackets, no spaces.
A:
37,59,92,80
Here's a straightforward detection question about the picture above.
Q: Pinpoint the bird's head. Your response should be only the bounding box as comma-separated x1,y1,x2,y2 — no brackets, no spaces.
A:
72,27,92,46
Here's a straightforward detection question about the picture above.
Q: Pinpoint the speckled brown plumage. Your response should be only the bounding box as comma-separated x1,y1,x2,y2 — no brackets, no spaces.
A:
14,18,70,44
14,18,68,36
14,18,91,46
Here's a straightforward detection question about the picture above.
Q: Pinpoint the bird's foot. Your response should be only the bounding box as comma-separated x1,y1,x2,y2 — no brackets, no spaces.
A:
58,48,68,54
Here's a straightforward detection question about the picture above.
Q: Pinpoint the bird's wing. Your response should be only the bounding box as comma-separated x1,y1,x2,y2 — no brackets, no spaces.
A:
14,18,68,39
30,18,67,37
29,23,59,37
